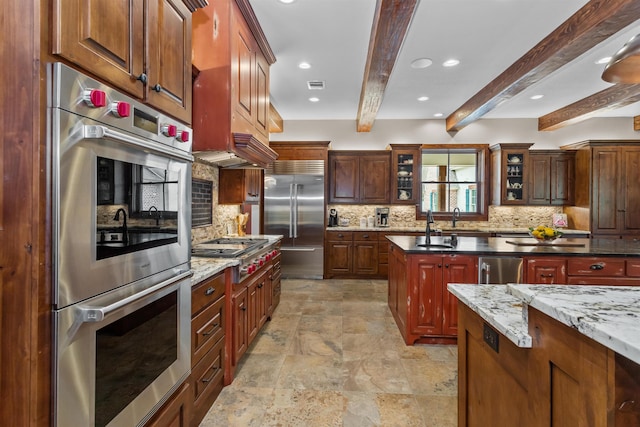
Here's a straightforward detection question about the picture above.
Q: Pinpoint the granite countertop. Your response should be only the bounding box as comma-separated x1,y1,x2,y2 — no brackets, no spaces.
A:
189,234,283,285
386,235,640,257
448,283,640,365
326,225,590,235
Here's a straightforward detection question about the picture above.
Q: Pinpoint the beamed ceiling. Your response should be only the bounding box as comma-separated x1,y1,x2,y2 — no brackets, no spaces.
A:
250,0,640,132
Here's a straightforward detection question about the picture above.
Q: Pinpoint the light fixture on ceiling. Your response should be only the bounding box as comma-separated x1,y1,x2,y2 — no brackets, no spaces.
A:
601,34,640,84
442,59,460,67
278,0,296,4
309,97,320,102
417,96,429,102
411,58,433,69
298,61,311,69
595,56,611,65
530,94,544,100
433,113,443,117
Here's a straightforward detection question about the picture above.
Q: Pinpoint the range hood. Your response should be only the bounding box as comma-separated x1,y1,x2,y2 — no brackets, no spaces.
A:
193,133,278,169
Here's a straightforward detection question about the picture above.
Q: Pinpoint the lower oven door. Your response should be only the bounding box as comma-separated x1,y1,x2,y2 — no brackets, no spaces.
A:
54,270,192,427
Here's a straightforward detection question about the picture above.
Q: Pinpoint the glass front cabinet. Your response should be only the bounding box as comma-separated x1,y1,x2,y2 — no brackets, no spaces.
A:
490,143,533,205
390,144,421,204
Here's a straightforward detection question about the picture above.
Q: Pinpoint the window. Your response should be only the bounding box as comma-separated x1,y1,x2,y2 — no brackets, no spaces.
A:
418,145,489,221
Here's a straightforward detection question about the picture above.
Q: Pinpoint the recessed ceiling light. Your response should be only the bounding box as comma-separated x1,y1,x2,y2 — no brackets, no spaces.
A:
279,0,296,3
309,97,319,102
417,96,429,102
298,62,311,69
595,56,612,65
442,59,460,67
433,113,443,117
530,94,544,100
411,58,433,69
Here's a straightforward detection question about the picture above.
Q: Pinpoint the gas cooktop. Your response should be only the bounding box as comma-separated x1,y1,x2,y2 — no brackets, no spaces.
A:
191,238,269,258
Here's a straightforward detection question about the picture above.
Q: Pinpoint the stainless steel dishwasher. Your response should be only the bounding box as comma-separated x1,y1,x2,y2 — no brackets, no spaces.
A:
478,256,524,284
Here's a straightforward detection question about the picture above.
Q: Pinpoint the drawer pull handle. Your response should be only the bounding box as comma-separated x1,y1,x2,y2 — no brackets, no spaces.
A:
590,264,604,270
258,284,263,288
540,274,554,278
205,287,215,296
618,400,637,412
338,234,344,238
202,324,219,336
363,234,369,238
201,367,220,383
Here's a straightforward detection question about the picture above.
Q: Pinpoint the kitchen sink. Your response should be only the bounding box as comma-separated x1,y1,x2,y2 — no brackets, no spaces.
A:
417,243,454,249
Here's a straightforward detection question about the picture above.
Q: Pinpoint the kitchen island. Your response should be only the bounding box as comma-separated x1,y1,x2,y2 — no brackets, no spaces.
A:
448,283,640,427
386,235,640,345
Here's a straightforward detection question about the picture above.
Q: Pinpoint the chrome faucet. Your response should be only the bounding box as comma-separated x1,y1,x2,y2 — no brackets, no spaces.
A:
425,209,435,244
452,207,461,228
149,205,160,227
114,208,128,242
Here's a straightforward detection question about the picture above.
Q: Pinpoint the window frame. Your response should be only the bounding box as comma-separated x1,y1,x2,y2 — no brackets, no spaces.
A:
415,144,490,222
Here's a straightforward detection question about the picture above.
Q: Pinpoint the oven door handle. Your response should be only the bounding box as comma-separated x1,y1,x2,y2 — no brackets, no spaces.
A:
76,270,193,324
77,124,194,162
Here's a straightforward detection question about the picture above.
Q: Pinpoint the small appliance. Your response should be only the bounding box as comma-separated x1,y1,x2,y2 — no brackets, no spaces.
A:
376,207,390,227
328,208,339,227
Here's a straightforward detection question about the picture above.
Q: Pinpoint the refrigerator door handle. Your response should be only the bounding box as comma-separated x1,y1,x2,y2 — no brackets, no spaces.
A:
292,183,299,238
289,183,295,238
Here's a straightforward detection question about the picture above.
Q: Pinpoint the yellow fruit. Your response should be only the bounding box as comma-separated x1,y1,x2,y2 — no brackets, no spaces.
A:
544,227,555,237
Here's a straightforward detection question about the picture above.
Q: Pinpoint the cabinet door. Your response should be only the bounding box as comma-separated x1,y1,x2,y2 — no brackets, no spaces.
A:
325,240,353,276
592,147,622,235
247,280,259,345
218,169,261,204
146,0,192,123
328,154,359,203
245,169,262,202
410,257,443,337
231,10,254,126
145,382,192,427
359,153,391,203
52,0,144,97
525,258,567,284
528,154,550,205
255,272,269,329
391,146,419,204
353,240,378,275
550,154,574,205
442,255,477,336
254,50,270,139
621,147,640,233
233,289,248,364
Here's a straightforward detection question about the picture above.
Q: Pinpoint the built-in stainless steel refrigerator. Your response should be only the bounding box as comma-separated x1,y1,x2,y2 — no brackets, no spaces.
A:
264,160,324,278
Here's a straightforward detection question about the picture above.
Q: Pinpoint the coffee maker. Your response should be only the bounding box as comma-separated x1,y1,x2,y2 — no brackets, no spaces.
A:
375,207,389,227
328,208,338,227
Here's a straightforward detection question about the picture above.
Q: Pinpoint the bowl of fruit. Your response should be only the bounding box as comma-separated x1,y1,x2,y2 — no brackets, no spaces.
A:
528,226,563,242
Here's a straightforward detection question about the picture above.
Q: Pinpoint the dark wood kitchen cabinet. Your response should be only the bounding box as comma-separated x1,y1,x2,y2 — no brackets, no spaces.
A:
524,257,567,284
389,144,420,204
325,231,354,277
490,143,533,205
190,272,225,426
388,243,477,345
146,382,192,427
324,231,384,278
52,0,193,123
528,150,575,205
328,151,391,203
191,1,278,167
563,140,640,239
353,232,379,276
218,168,262,204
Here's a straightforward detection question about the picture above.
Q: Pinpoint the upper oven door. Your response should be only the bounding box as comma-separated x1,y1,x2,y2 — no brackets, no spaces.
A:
52,108,193,308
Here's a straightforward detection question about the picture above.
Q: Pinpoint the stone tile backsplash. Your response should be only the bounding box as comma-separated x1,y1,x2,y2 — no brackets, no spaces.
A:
326,204,563,230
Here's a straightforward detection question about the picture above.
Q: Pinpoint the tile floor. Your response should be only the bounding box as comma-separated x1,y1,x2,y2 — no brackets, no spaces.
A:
199,279,458,426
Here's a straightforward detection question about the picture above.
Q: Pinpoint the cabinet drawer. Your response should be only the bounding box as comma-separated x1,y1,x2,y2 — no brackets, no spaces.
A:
191,337,225,421
567,258,625,276
192,273,225,316
567,277,640,286
353,231,376,241
192,295,225,365
627,259,640,277
327,231,353,241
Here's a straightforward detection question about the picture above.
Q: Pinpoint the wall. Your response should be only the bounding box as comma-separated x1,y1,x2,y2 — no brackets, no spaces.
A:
191,159,241,244
269,117,639,150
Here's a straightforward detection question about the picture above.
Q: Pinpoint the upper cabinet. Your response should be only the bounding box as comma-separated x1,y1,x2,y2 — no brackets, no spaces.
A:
218,168,262,204
52,0,193,123
328,151,391,204
528,150,575,206
389,144,420,205
490,143,532,205
563,140,640,239
191,0,278,166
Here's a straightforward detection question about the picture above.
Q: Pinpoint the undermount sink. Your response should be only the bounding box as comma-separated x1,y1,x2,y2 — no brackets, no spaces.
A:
417,243,454,249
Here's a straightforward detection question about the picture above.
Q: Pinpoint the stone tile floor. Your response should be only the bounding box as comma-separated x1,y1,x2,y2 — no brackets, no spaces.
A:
200,279,458,426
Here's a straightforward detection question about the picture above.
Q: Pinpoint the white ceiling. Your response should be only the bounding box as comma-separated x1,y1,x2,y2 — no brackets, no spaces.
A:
249,0,640,123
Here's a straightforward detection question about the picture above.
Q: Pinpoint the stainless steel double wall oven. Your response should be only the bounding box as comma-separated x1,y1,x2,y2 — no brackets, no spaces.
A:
49,63,194,427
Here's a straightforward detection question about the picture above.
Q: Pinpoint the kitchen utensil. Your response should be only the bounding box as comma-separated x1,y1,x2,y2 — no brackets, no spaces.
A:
237,213,249,236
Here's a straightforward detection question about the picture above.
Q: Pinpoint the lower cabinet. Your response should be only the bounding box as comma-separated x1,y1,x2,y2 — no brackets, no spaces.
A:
146,382,193,427
388,243,477,345
524,256,640,286
324,230,388,278
189,271,226,427
524,257,567,284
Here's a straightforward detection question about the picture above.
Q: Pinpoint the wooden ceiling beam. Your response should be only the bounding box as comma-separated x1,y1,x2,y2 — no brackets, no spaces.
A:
356,0,418,132
634,115,640,131
445,0,640,133
538,84,640,131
